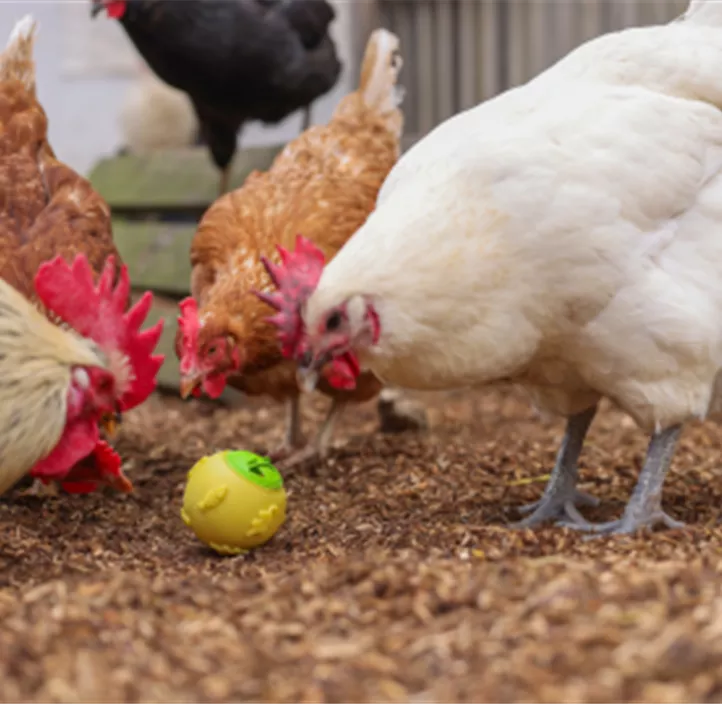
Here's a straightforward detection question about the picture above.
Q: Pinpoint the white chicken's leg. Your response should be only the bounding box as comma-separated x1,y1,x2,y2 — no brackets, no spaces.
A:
562,425,684,536
278,398,346,469
512,405,599,528
268,397,306,462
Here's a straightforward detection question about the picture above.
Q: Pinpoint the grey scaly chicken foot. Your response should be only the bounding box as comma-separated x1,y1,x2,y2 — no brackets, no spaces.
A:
277,398,346,470
511,405,599,528
560,424,684,536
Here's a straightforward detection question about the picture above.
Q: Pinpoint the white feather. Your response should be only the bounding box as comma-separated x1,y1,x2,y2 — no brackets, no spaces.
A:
7,15,34,46
119,65,198,154
304,0,722,434
0,14,36,91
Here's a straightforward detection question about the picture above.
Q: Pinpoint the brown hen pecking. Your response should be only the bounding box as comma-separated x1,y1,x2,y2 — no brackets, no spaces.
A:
177,28,427,467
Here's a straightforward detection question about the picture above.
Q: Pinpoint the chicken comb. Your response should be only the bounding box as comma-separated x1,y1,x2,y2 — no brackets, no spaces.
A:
33,254,165,411
177,297,200,365
176,297,203,397
254,235,326,358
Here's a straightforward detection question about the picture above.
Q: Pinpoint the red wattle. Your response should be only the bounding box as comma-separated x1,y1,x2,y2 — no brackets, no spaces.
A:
203,373,227,399
30,419,99,481
323,352,360,390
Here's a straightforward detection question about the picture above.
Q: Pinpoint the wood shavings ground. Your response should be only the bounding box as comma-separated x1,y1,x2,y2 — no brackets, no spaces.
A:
1,386,721,702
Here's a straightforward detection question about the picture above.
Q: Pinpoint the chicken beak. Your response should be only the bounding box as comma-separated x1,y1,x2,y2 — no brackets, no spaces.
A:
90,2,104,18
109,470,134,493
100,411,121,438
180,375,201,400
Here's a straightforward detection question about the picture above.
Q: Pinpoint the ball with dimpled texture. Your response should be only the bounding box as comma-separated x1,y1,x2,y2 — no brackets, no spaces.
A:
181,450,287,555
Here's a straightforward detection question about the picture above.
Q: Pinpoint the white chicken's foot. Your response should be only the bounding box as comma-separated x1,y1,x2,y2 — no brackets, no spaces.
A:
561,425,684,537
277,398,345,470
511,405,599,528
268,397,307,463
377,387,428,434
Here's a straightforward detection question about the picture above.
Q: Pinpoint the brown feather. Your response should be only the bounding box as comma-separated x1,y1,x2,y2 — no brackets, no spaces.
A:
180,29,403,407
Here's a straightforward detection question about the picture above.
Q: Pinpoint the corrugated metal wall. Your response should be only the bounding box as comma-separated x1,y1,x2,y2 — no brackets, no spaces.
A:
372,0,689,138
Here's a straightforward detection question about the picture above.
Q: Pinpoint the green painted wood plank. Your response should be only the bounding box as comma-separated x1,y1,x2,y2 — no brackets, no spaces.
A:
114,220,194,297
90,138,418,212
89,145,283,210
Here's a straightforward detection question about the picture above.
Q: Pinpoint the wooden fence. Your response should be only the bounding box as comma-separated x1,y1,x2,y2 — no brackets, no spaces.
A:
352,0,689,139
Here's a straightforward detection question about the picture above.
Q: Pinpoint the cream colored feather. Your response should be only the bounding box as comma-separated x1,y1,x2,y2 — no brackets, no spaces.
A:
0,276,107,495
307,0,722,434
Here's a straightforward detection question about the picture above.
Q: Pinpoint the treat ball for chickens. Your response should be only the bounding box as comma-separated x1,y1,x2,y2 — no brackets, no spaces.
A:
181,450,286,555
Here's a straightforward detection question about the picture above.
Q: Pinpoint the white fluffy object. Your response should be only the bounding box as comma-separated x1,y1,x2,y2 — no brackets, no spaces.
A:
119,66,198,154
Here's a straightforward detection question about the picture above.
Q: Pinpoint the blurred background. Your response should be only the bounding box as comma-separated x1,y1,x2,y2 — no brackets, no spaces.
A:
0,0,689,176
373,0,689,136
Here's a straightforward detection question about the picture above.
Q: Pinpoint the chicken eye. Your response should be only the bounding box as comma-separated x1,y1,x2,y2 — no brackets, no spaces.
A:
325,312,342,332
207,344,218,356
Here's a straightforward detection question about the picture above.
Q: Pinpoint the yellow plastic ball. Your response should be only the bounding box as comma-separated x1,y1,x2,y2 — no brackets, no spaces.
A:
181,450,287,555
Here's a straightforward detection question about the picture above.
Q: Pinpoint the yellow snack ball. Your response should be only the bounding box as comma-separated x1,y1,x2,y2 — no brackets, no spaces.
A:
181,450,287,555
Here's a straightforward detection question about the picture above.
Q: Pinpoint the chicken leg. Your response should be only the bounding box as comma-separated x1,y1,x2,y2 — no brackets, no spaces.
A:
277,398,346,469
561,424,684,535
301,104,312,132
511,405,599,528
218,166,231,197
268,396,306,462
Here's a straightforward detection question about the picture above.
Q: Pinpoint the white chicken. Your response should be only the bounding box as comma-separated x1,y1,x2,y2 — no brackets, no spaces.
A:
260,0,722,536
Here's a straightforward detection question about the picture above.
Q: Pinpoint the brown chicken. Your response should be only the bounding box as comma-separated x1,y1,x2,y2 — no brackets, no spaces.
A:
0,18,119,299
177,28,426,466
0,15,163,496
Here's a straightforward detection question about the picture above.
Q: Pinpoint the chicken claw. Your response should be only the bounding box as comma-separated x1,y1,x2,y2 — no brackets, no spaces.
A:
275,398,346,470
276,444,324,470
515,488,600,527
560,424,684,537
267,442,304,463
560,510,685,536
511,405,598,529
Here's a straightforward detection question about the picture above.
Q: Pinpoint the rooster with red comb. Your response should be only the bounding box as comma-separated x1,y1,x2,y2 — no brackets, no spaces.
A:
0,256,163,496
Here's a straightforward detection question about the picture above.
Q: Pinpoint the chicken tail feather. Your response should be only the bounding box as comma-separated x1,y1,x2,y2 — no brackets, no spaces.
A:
0,14,36,93
358,28,404,137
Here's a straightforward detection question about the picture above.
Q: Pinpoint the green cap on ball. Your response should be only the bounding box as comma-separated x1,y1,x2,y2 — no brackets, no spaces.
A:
223,451,284,491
